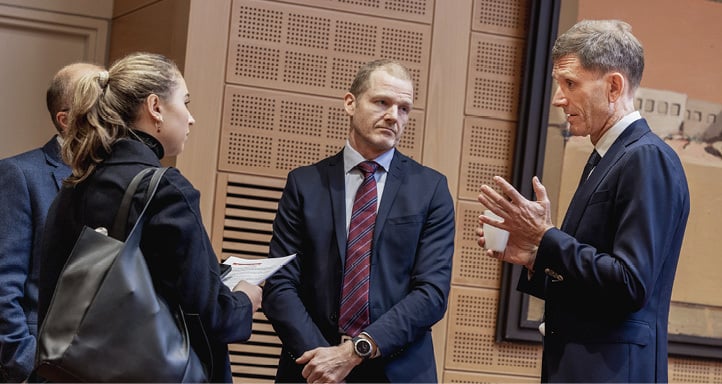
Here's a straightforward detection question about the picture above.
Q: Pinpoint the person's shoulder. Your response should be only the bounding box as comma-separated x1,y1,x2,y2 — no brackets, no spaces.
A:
392,150,446,178
0,146,45,165
158,166,196,192
288,152,341,174
0,147,48,180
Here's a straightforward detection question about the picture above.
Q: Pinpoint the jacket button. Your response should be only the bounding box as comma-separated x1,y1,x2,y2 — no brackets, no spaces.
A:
330,312,337,322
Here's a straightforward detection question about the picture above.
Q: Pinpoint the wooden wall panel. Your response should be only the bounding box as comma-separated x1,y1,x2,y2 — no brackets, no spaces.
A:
464,32,526,121
281,0,433,24
471,0,529,37
227,0,430,106
211,172,284,381
453,201,503,289
444,370,538,383
669,357,722,383
446,286,542,377
458,117,516,201
218,85,424,178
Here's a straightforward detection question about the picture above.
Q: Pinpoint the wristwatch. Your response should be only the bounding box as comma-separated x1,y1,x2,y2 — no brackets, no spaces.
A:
351,336,373,359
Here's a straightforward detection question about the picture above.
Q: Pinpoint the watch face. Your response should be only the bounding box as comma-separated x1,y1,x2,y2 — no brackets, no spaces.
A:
354,338,372,357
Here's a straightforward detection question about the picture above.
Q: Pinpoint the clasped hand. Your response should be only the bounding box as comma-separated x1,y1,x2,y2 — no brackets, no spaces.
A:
296,342,362,383
476,176,554,269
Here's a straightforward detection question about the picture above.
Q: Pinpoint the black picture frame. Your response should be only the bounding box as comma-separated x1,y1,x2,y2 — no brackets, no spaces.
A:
497,0,722,361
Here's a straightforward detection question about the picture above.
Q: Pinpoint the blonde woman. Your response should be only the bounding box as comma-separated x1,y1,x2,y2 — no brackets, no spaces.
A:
38,52,261,382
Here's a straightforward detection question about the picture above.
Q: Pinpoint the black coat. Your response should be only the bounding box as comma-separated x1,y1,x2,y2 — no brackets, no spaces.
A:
38,137,253,382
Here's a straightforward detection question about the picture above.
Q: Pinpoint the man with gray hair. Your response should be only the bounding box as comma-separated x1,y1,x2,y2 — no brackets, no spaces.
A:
0,62,102,381
477,20,689,382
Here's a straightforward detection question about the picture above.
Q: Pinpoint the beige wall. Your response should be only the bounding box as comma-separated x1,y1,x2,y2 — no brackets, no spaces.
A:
578,0,722,105
0,0,111,158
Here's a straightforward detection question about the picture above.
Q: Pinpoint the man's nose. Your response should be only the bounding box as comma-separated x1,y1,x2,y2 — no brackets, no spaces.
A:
551,87,567,108
384,105,398,121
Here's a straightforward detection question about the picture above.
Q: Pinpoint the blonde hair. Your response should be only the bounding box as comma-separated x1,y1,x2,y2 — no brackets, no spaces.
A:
349,59,413,98
46,62,103,133
63,52,180,185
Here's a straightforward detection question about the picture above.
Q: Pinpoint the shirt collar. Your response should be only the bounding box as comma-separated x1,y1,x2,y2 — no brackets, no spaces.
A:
595,110,641,157
343,140,394,173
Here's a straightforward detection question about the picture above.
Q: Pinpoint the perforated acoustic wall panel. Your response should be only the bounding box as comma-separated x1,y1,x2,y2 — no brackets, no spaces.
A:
445,0,540,381
219,85,424,178
227,0,430,106
669,357,722,383
472,0,529,37
465,30,526,121
458,116,516,201
445,286,541,378
280,0,433,24
452,201,502,289
444,370,538,384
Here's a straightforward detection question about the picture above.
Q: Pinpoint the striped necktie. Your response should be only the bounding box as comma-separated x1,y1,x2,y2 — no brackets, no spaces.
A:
339,161,379,336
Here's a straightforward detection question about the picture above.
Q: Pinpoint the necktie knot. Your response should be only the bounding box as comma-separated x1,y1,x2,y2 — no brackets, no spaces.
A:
357,161,379,177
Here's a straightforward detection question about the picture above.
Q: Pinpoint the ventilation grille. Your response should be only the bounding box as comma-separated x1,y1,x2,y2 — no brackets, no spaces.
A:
211,172,284,381
211,172,284,260
220,85,424,177
229,311,282,382
229,0,431,106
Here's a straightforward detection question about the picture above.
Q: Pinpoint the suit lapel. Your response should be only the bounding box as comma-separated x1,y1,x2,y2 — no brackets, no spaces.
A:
374,151,406,249
42,135,68,190
561,119,651,232
327,152,349,266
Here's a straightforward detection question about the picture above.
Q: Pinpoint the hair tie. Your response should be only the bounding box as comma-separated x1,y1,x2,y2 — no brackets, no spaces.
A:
97,70,109,89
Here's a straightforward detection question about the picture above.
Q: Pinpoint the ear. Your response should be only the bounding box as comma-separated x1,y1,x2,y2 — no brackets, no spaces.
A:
144,93,163,122
343,93,356,117
55,111,69,134
607,72,625,103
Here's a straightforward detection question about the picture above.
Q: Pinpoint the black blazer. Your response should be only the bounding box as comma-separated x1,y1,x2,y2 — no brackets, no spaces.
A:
38,139,254,382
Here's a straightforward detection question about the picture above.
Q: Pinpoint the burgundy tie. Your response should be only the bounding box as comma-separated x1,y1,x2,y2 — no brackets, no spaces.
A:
339,161,379,336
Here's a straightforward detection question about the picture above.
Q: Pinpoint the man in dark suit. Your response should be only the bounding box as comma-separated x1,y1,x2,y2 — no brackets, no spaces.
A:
0,62,102,381
477,20,690,382
263,59,455,383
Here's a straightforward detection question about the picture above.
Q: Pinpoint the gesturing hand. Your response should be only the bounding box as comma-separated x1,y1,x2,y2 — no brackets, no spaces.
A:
476,176,554,269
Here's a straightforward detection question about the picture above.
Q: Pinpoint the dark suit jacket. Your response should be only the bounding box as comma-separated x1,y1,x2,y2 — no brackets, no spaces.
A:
519,119,690,382
0,137,69,381
263,150,455,383
38,138,254,382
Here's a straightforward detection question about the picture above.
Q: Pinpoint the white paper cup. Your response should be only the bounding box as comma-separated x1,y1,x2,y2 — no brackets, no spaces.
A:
483,210,509,252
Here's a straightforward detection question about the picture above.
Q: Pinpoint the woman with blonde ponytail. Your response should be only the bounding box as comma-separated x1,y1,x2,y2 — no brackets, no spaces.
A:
38,52,261,383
